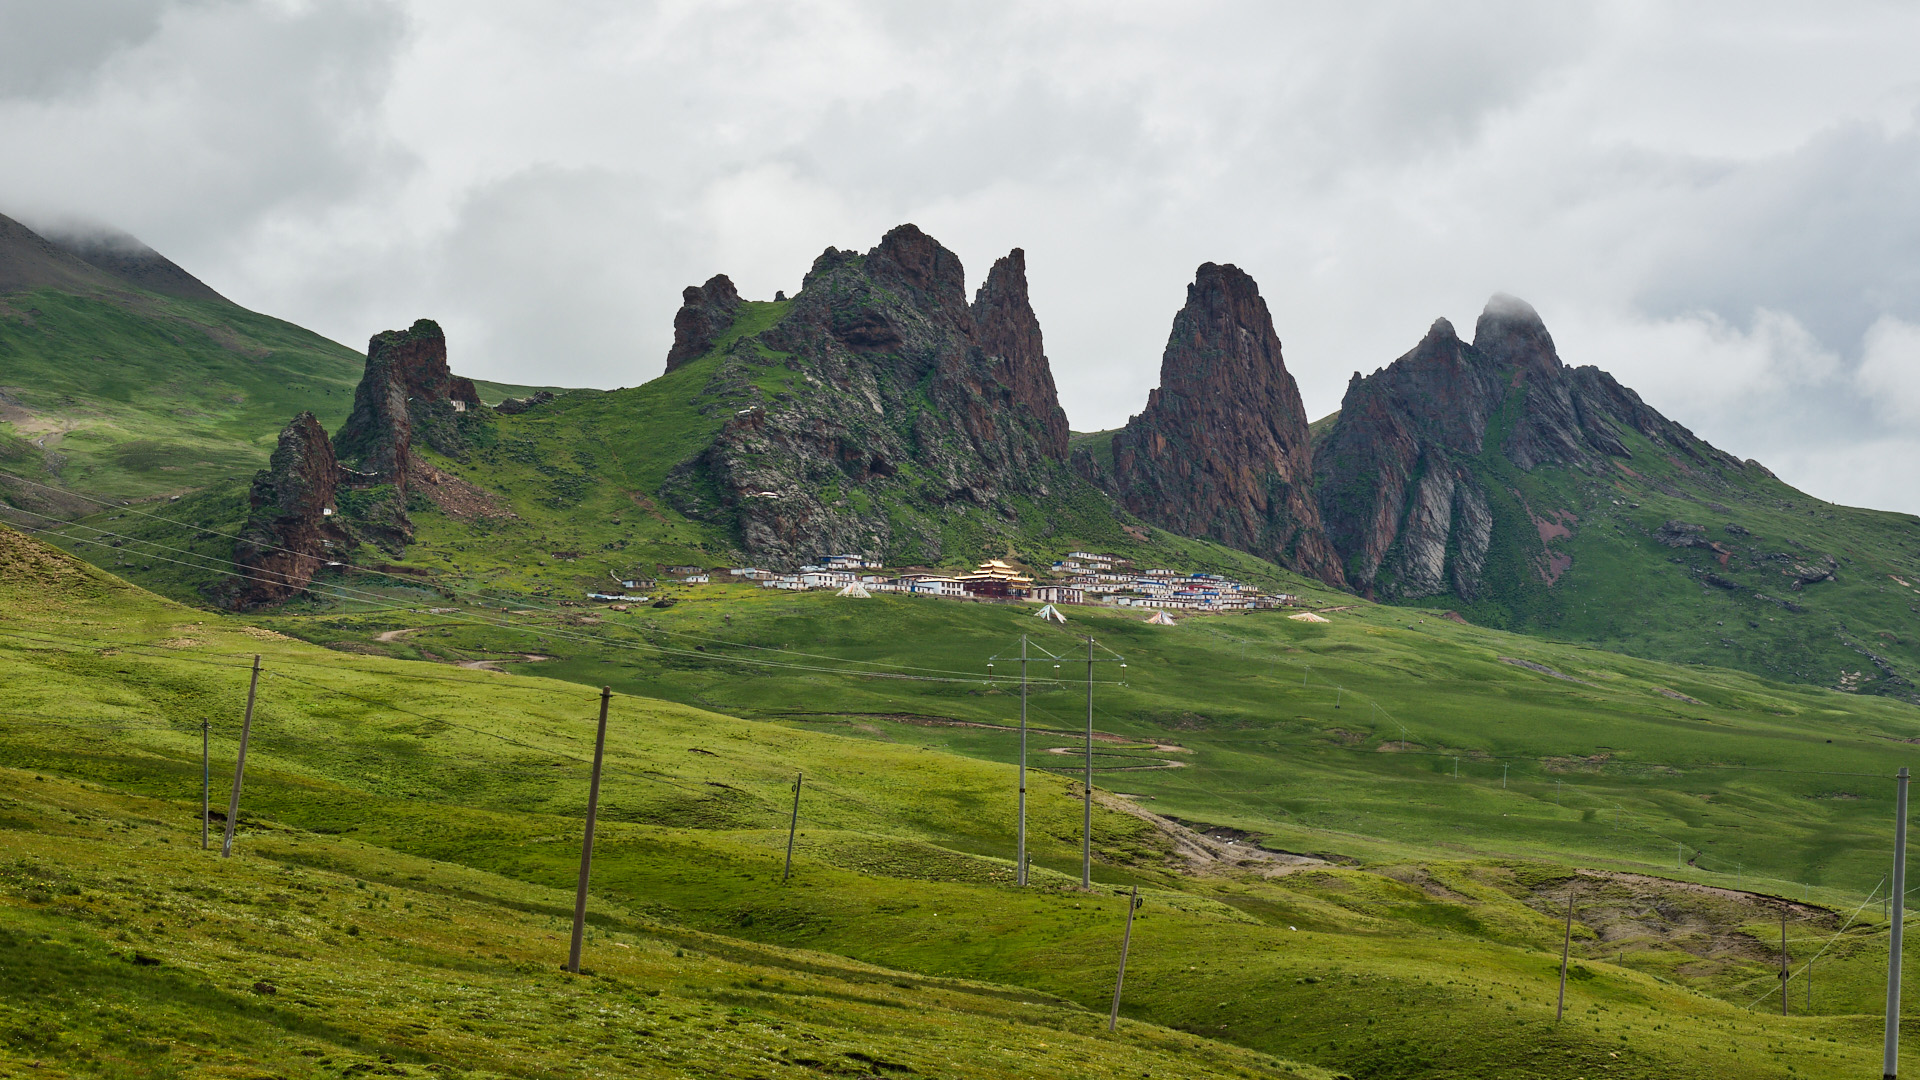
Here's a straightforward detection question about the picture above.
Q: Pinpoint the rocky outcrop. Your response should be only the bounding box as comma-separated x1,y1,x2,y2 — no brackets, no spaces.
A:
970,249,1069,460
1316,294,1744,601
665,274,743,372
230,319,488,598
659,224,1076,567
333,319,480,488
495,390,555,415
1655,521,1711,548
230,413,349,609
1105,264,1344,585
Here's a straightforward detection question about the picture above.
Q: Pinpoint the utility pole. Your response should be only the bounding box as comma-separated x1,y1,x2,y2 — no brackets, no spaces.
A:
567,686,611,975
1886,765,1910,1080
1108,885,1140,1032
1557,887,1575,1022
201,717,210,851
1084,636,1094,890
1049,635,1125,892
1335,686,1343,709
219,655,261,859
783,771,803,883
1502,763,1508,789
1781,907,1790,1017
1453,756,1459,779
991,636,1055,886
1019,636,1029,885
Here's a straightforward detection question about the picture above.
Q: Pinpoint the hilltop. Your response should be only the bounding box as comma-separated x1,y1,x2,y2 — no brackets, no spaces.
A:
0,211,557,511
1303,296,1920,701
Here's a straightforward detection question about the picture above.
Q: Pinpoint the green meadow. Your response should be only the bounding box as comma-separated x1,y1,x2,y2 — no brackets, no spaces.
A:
9,522,1920,1078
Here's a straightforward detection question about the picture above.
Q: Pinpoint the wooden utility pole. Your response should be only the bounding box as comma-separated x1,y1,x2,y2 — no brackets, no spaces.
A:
991,637,1054,886
1018,636,1029,886
1556,887,1574,1022
1083,636,1094,890
783,771,803,883
1781,907,1790,1016
1108,885,1140,1032
567,687,611,975
201,717,210,851
1885,765,1909,1080
219,656,261,858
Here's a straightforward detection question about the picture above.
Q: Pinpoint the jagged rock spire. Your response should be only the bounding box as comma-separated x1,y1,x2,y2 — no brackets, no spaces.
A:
1108,263,1345,585
971,248,1069,460
665,274,743,372
230,412,348,610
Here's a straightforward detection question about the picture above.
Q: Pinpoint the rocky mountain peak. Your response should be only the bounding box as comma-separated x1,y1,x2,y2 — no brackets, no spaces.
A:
971,248,1069,460
665,274,744,372
868,223,970,321
1105,262,1345,585
1317,293,1743,601
659,224,1077,567
1473,292,1561,379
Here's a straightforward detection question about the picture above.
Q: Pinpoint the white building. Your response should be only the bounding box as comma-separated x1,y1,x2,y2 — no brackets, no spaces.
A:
822,554,878,570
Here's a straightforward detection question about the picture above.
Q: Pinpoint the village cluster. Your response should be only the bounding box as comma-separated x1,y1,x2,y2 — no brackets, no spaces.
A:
591,550,1302,613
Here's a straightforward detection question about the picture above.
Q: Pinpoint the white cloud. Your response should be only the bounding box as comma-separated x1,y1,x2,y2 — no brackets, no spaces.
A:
1857,315,1920,425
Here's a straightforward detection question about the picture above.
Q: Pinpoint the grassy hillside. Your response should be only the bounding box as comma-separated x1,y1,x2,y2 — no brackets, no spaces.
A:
11,524,1920,1078
1437,419,1920,701
0,285,560,504
254,578,1920,898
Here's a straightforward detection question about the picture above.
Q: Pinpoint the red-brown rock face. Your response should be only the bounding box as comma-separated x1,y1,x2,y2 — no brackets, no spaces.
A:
1108,263,1345,586
665,274,744,372
230,412,350,609
971,249,1069,460
332,318,479,489
1315,294,1740,600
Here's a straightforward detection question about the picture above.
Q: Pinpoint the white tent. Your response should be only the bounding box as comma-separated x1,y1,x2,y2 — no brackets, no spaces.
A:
1145,611,1177,626
1033,604,1067,624
836,581,872,598
1288,611,1330,623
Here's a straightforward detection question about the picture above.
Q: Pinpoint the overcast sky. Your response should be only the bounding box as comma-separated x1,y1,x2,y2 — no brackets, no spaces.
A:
4,1,1919,512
